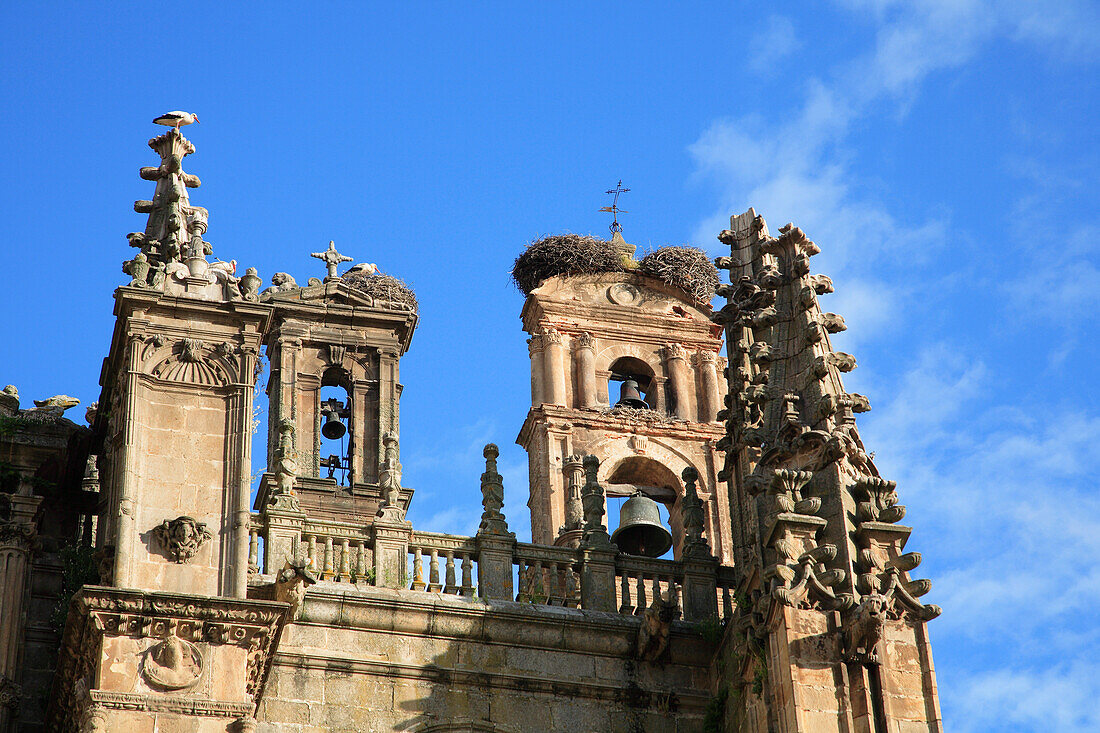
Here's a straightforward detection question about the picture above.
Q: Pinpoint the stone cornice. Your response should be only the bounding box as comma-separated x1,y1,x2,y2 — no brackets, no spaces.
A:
516,405,725,447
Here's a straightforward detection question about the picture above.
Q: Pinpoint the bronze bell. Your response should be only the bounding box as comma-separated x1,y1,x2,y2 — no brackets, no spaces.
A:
611,493,673,557
321,399,347,440
615,378,649,409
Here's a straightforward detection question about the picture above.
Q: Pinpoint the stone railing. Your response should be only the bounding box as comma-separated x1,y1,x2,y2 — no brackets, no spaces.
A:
253,446,730,623
408,530,478,595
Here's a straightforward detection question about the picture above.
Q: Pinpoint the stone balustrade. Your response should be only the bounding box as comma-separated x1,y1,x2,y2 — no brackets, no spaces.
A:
252,450,733,624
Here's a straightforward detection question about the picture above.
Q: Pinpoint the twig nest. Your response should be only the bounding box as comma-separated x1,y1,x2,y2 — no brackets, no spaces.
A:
342,270,419,313
513,235,718,303
512,234,624,295
638,246,720,303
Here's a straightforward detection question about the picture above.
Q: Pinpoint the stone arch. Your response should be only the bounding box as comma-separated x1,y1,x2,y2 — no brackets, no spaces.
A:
585,434,702,558
594,343,665,409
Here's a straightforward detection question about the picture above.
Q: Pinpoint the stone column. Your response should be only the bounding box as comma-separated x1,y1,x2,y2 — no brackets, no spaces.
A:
696,350,722,423
541,327,566,406
663,343,691,420
527,335,545,407
0,494,39,731
573,332,598,408
112,334,143,589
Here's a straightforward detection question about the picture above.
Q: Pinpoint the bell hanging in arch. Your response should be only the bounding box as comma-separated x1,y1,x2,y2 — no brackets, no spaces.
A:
615,378,649,409
321,399,347,440
611,493,673,557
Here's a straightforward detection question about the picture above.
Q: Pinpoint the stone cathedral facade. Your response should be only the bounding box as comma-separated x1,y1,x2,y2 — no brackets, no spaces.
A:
0,125,943,732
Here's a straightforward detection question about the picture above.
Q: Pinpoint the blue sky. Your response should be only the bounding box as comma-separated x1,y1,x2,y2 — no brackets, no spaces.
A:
1,2,1097,729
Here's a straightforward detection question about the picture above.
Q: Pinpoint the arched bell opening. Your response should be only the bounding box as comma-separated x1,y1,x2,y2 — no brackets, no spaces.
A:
608,356,657,411
604,456,682,560
318,366,352,485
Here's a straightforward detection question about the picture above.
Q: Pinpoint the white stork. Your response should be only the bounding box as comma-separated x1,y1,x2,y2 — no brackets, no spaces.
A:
153,111,200,131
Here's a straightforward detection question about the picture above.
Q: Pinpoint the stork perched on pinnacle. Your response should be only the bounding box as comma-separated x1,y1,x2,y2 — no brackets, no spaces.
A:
153,111,200,132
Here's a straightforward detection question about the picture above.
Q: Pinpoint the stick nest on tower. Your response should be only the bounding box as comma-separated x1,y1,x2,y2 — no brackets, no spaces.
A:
512,234,718,303
512,234,625,295
637,246,720,302
342,271,419,313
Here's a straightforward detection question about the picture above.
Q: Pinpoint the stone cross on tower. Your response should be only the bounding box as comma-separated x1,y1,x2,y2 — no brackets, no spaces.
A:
311,240,353,282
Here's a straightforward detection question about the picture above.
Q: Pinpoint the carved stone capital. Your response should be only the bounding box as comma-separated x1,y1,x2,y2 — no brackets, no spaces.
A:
663,343,688,361
541,326,563,345
0,520,38,552
573,332,596,350
527,335,544,355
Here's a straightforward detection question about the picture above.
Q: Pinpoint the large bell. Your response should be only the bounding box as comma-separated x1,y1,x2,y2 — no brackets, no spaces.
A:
615,378,649,409
321,405,347,440
611,493,673,557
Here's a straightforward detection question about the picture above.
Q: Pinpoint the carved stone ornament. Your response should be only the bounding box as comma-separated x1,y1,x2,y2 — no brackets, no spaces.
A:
142,635,204,690
636,586,679,662
608,282,641,305
152,516,213,563
842,593,887,664
275,557,317,620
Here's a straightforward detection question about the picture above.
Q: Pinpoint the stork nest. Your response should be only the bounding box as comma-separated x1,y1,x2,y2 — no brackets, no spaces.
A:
511,234,625,295
637,246,720,303
342,271,419,313
512,235,718,303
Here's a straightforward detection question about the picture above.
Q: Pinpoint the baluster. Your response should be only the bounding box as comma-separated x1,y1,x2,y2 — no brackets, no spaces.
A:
650,574,661,607
444,550,457,593
248,528,260,572
307,534,317,572
516,559,529,602
428,549,442,592
722,585,733,620
619,570,634,615
460,552,474,597
339,539,351,582
356,542,367,583
572,561,580,607
531,560,545,604
411,546,426,591
634,573,647,614
672,578,683,619
323,536,335,579
547,562,561,605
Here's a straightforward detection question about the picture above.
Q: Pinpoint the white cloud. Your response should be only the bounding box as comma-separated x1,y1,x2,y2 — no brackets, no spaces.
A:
748,15,799,74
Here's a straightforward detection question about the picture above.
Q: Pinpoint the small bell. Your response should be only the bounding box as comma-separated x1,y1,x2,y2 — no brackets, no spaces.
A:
320,398,347,440
611,493,673,557
615,378,649,409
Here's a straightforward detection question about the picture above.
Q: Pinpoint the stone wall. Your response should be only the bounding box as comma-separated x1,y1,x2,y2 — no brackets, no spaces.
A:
257,584,713,732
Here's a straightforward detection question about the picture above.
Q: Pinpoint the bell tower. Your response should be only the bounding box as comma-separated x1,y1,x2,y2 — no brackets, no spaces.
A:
515,234,732,561
254,249,418,535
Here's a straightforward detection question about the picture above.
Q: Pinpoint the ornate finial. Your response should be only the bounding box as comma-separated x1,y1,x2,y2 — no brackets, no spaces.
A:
478,444,510,535
377,432,403,517
269,419,300,511
311,241,354,282
562,455,585,532
599,180,630,235
680,466,713,560
580,455,615,549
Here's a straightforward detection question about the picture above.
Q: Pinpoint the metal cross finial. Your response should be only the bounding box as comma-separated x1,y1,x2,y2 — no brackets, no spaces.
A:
599,180,630,234
310,240,353,282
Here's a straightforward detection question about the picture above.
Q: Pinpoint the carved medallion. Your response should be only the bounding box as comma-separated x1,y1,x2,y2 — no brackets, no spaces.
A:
152,516,213,563
142,636,203,690
608,283,640,305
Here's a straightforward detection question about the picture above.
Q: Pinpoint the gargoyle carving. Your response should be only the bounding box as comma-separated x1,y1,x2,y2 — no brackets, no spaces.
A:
275,556,317,620
843,593,887,664
152,516,212,563
637,586,680,663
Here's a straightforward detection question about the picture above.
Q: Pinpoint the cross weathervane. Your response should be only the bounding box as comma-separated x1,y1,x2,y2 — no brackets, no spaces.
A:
599,180,630,234
311,240,353,282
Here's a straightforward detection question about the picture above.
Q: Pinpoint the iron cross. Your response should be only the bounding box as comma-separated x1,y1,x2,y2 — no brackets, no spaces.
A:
599,180,630,234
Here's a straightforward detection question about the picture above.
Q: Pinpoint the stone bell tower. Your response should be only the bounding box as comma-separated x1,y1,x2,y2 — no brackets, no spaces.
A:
253,244,418,568
515,233,732,561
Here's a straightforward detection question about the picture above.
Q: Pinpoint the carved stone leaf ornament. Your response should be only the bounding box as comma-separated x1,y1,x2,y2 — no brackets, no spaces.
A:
152,516,213,563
